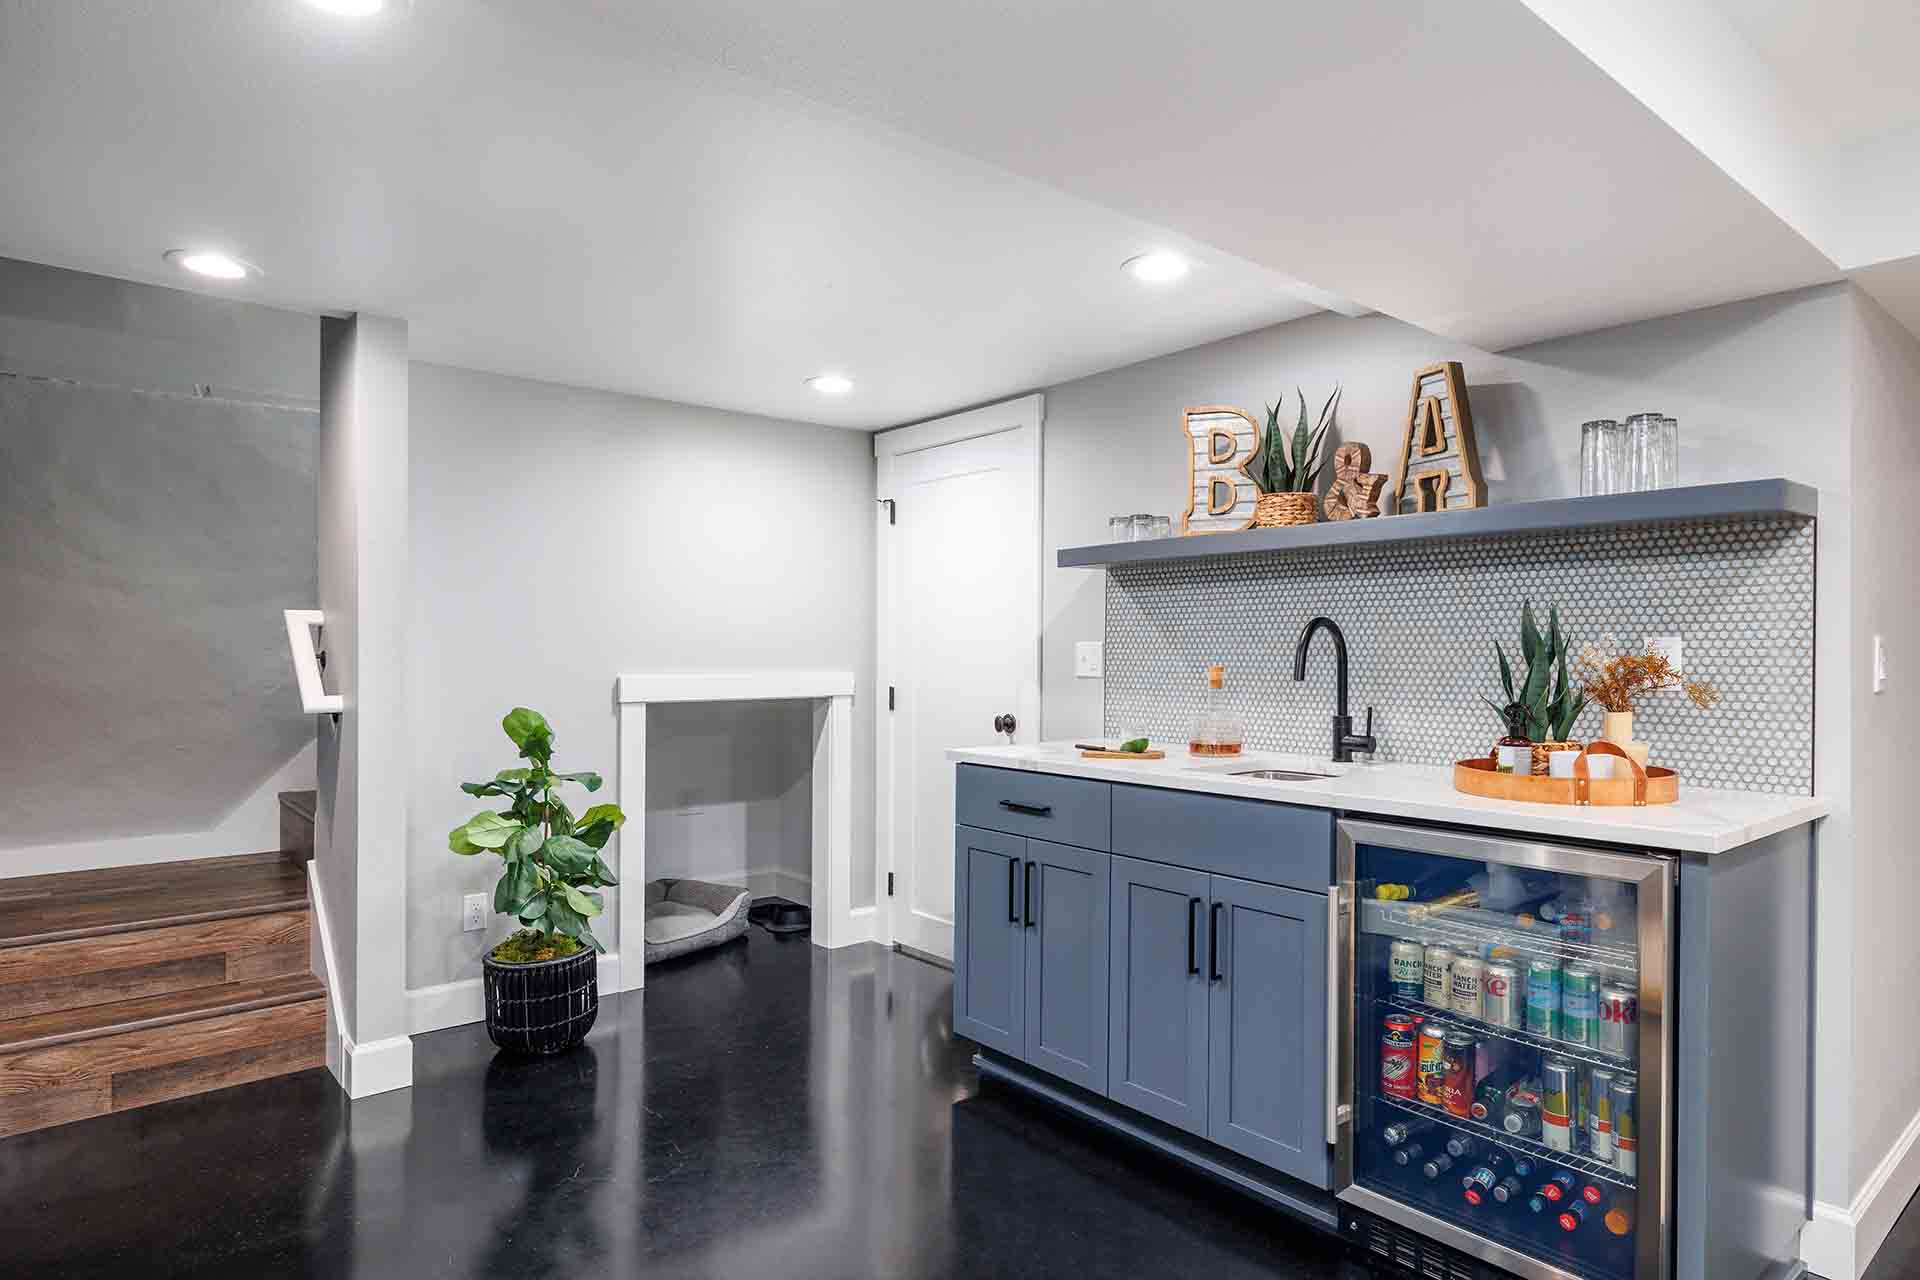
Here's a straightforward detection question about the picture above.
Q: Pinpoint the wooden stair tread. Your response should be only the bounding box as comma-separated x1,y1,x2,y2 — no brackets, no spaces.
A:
0,972,325,1053
0,852,309,949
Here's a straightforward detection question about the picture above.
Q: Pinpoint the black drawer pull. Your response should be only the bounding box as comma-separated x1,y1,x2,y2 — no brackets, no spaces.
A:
1187,897,1202,975
1008,858,1019,923
1024,861,1036,928
999,800,1053,817
1208,902,1224,982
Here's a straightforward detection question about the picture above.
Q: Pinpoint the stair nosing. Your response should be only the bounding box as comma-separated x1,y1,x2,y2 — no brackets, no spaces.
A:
0,895,311,951
0,979,326,1055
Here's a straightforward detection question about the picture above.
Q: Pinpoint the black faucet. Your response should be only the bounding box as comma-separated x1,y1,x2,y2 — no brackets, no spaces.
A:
1293,616,1377,763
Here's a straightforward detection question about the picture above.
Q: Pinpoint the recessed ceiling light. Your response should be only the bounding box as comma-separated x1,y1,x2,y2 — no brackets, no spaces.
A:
305,0,386,14
164,249,254,280
807,374,854,395
1122,252,1190,283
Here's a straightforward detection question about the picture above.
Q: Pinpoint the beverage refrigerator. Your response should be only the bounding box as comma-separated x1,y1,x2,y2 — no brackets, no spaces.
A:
1332,820,1673,1280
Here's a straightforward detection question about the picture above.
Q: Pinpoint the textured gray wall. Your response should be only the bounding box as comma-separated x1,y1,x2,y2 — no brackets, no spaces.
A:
0,258,318,852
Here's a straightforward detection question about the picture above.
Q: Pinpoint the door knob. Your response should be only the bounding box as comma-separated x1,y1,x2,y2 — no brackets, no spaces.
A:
993,713,1017,740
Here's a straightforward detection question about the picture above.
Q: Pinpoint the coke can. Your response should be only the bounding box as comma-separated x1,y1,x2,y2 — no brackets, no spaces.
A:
1416,1021,1451,1105
1440,1032,1476,1118
1562,962,1601,1046
1389,938,1427,1001
1587,1065,1617,1160
1612,1074,1639,1176
1599,982,1639,1058
1381,1014,1419,1099
1542,1057,1576,1152
1483,961,1520,1028
1423,945,1456,1008
1450,955,1485,1019
1526,959,1562,1038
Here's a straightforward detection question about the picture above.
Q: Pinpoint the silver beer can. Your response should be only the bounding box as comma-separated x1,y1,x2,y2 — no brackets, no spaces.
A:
1450,955,1484,1019
1423,945,1456,1008
1482,961,1521,1028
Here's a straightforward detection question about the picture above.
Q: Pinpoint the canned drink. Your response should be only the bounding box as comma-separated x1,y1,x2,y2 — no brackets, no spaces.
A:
1381,1014,1419,1099
1423,945,1456,1007
1450,955,1485,1019
1558,912,1593,944
1526,959,1562,1038
1588,1065,1617,1160
1599,982,1639,1058
1562,962,1601,1046
1612,1074,1638,1176
1389,938,1427,1001
1541,1057,1576,1152
1440,1032,1476,1118
1417,1021,1451,1105
1502,1089,1543,1138
1482,961,1520,1028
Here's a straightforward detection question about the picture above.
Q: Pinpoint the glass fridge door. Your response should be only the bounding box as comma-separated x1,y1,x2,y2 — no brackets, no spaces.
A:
1335,821,1672,1280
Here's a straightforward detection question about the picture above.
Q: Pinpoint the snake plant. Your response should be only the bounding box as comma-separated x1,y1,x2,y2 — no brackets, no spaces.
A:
1485,601,1587,742
1256,385,1342,493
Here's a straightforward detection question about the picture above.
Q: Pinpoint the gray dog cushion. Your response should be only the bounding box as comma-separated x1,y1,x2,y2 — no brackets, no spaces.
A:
643,878,751,962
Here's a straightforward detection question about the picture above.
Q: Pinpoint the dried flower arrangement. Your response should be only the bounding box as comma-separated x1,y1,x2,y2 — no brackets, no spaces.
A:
1573,640,1721,715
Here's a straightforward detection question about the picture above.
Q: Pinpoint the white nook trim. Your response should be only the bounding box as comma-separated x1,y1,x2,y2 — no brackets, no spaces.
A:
614,671,863,991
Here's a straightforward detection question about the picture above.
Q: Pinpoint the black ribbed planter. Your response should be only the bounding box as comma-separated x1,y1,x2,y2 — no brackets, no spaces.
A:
482,946,597,1054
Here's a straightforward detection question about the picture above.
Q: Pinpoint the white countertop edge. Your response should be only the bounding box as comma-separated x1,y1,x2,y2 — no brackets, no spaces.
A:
947,744,1830,855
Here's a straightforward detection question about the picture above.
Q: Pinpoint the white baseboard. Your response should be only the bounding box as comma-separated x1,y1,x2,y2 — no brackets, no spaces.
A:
307,861,412,1097
1802,1103,1920,1278
407,952,625,1035
747,866,811,905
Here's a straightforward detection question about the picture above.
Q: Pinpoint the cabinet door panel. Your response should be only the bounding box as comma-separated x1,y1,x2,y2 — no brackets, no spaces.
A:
1107,854,1211,1135
953,826,1025,1057
1206,874,1329,1186
1022,840,1109,1092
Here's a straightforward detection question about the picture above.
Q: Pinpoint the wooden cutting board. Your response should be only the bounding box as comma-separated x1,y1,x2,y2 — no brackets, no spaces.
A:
1078,749,1167,760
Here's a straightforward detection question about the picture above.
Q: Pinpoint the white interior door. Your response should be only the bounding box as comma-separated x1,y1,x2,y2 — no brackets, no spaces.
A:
878,398,1040,962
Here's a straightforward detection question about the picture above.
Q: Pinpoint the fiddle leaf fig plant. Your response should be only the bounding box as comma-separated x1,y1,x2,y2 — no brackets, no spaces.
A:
448,708,622,957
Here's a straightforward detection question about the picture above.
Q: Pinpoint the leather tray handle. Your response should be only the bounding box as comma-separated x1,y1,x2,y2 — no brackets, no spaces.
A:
1573,739,1648,806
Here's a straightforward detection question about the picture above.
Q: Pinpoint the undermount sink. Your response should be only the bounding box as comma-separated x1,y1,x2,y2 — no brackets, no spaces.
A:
1228,768,1337,782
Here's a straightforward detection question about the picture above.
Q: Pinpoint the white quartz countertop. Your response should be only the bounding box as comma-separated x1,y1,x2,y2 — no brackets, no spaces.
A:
947,742,1829,855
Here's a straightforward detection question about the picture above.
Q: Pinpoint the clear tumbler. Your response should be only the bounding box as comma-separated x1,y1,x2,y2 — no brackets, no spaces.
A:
1624,413,1664,492
1581,419,1623,496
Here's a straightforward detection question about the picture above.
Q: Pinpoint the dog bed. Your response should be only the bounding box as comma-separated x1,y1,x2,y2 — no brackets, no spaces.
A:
643,878,751,963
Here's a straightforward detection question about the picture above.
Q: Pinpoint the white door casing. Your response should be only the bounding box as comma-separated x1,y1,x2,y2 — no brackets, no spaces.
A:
874,395,1042,962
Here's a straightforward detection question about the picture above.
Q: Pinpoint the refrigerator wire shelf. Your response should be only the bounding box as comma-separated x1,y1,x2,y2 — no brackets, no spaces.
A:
1375,1093,1637,1189
1382,995,1638,1074
1364,899,1640,977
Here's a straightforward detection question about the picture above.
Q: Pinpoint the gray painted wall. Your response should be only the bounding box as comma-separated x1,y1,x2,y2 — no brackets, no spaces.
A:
0,257,318,860
406,362,874,993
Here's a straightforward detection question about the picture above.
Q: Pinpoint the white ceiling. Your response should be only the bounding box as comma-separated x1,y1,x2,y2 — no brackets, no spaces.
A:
0,0,1319,429
5,0,1914,430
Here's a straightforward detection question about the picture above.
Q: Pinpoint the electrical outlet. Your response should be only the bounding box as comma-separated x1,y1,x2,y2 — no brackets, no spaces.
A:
1874,635,1888,694
1075,640,1104,679
1645,634,1683,688
462,893,488,932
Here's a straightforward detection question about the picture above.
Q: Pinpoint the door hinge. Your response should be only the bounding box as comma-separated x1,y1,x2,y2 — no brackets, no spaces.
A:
888,685,896,711
877,498,896,525
886,872,895,896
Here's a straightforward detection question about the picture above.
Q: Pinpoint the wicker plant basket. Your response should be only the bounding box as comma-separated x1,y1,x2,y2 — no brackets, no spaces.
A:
1530,739,1583,776
1254,491,1317,528
482,946,598,1054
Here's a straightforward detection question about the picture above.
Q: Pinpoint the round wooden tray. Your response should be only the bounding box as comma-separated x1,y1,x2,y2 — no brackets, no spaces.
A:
1453,740,1677,807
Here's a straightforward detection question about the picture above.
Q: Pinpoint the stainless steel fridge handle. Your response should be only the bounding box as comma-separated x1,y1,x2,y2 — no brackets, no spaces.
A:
1326,884,1343,1145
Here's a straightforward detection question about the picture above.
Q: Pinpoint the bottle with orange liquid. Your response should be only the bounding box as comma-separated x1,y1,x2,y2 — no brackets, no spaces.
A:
1187,664,1245,757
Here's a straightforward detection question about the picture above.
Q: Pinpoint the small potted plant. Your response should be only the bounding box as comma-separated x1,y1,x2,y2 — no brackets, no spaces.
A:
449,707,623,1055
1574,640,1720,765
1482,601,1587,774
1253,385,1341,527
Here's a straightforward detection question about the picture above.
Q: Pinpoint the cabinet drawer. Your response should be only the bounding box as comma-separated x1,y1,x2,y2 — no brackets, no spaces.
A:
1111,784,1332,892
957,765,1111,851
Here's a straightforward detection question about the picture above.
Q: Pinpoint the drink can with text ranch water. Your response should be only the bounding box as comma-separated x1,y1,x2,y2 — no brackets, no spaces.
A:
1423,944,1456,1008
1390,938,1427,1001
1417,1020,1451,1105
1380,1014,1419,1099
1450,955,1485,1019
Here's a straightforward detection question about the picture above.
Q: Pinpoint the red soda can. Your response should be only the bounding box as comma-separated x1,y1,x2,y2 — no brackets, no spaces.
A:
1381,1014,1419,1099
1440,1032,1476,1117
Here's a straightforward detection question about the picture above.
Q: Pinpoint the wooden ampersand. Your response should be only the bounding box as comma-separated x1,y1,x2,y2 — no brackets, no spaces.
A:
1323,442,1387,520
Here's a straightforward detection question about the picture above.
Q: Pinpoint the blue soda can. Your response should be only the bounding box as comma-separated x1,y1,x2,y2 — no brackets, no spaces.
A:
1526,958,1562,1038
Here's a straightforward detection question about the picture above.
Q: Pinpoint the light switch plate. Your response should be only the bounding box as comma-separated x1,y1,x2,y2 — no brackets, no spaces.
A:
1874,635,1888,693
462,893,488,932
1646,634,1683,687
1075,640,1104,679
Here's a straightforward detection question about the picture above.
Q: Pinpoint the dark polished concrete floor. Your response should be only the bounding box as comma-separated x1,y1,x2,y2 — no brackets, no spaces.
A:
5,930,1354,1279
12,927,1914,1279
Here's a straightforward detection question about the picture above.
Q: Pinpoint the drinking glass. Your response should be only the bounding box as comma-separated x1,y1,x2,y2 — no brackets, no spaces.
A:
1580,419,1622,496
1624,413,1664,492
1109,515,1131,542
1149,515,1172,539
1661,416,1680,488
1129,513,1156,541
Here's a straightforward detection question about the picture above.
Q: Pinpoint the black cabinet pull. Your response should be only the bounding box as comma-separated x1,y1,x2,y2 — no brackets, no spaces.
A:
1208,902,1224,981
1008,858,1019,923
999,800,1052,817
1187,897,1202,975
1024,861,1036,928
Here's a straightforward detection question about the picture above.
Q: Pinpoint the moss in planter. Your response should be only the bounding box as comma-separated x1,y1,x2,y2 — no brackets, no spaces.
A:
490,929,584,964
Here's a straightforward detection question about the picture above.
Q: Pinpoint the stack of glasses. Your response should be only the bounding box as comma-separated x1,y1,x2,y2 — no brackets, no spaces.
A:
1580,414,1678,497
